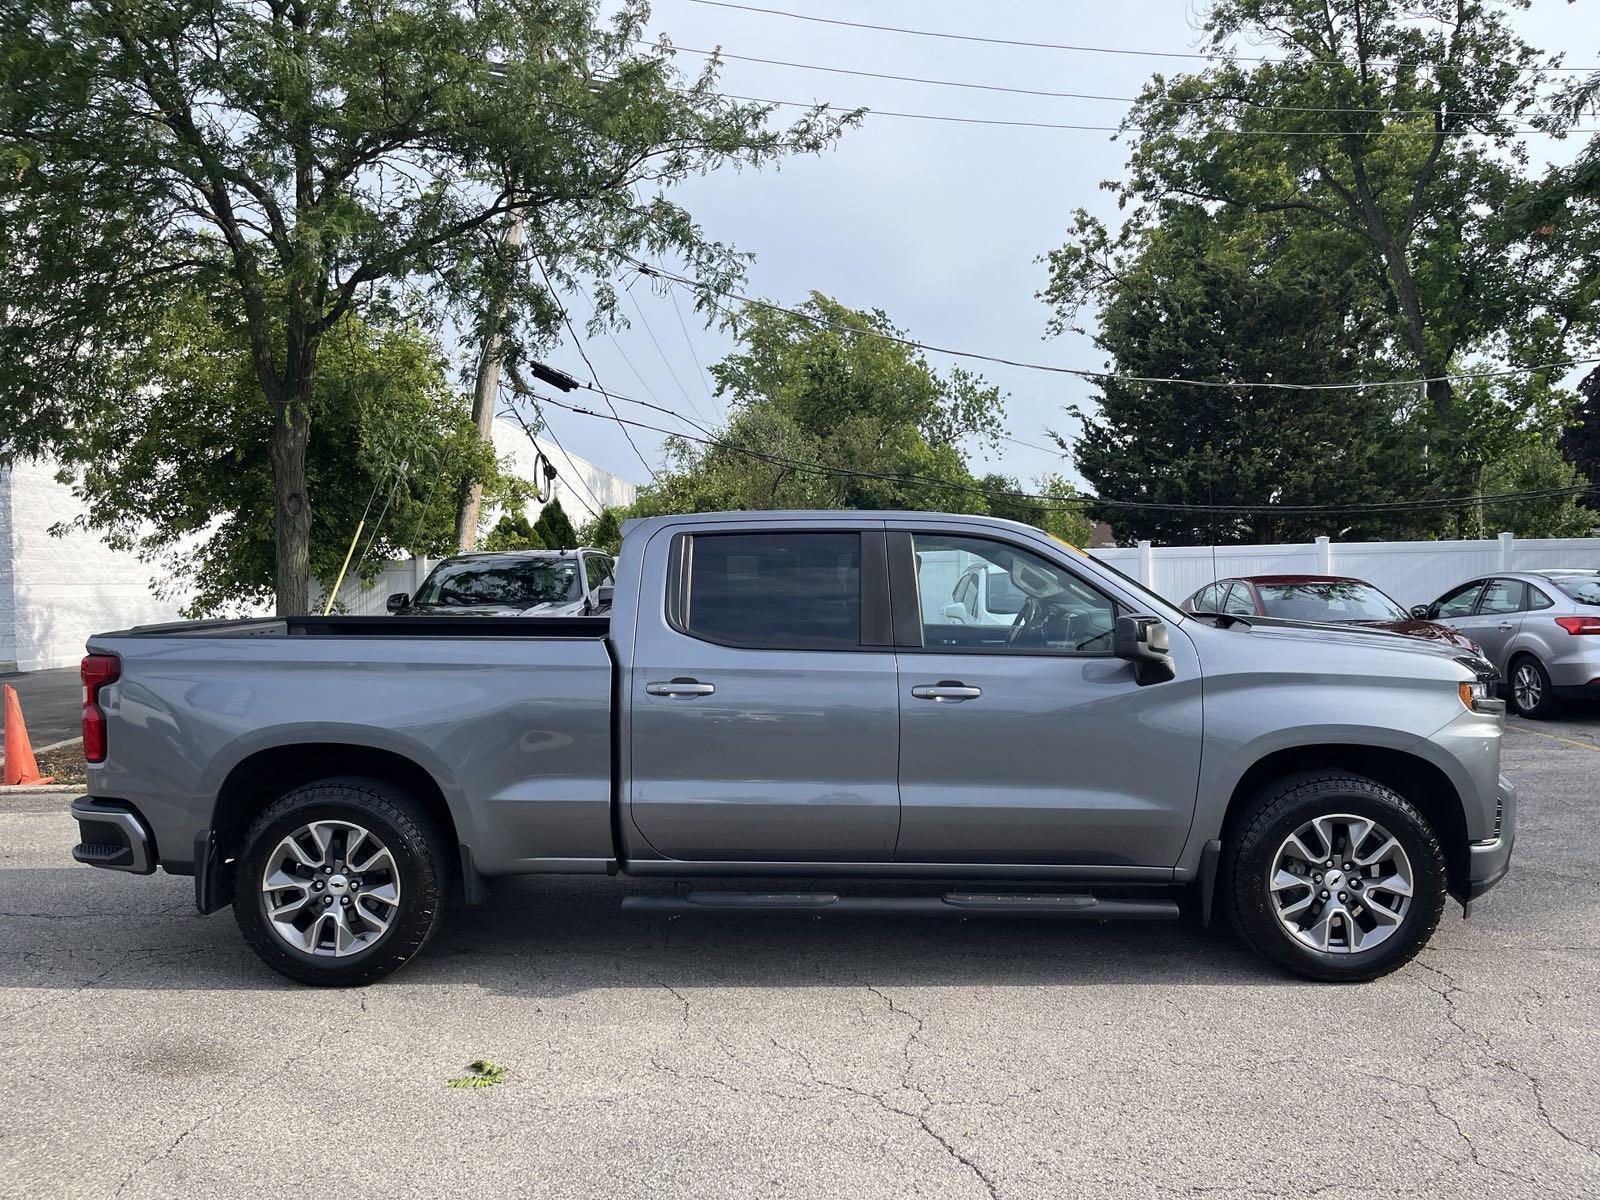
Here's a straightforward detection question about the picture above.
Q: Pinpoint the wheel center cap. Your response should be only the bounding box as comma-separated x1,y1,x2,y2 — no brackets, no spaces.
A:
328,873,350,896
1325,869,1344,890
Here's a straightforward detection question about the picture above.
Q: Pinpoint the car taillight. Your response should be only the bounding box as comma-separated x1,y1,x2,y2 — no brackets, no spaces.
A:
81,653,120,763
1554,616,1600,635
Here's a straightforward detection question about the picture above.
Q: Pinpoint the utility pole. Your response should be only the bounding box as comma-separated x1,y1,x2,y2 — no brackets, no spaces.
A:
455,213,525,551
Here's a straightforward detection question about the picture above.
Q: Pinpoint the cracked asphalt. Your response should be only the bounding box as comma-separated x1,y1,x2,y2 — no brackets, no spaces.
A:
3,711,1599,1199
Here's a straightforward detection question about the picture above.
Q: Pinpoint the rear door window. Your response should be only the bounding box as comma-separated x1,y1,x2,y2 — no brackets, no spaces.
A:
678,532,862,650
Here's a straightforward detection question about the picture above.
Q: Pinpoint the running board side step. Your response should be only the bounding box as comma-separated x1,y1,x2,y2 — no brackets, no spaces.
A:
621,891,1180,919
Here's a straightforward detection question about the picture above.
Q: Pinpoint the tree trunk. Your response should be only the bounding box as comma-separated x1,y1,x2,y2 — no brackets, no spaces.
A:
270,402,313,616
456,214,525,550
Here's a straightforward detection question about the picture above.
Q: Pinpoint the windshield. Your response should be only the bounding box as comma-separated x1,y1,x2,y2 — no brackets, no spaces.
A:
414,558,579,607
1544,571,1600,605
1257,582,1409,622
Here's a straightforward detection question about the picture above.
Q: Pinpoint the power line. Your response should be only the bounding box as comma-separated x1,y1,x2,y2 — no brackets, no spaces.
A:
630,259,1600,394
624,281,715,425
498,380,608,521
532,255,660,483
702,90,1596,138
526,381,1600,517
652,41,1569,122
685,0,1595,73
662,273,726,421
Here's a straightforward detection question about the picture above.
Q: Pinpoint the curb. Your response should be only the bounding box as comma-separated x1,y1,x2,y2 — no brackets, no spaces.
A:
0,784,80,796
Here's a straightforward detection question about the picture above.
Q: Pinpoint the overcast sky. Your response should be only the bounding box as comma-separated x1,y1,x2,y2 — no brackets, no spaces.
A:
529,0,1596,507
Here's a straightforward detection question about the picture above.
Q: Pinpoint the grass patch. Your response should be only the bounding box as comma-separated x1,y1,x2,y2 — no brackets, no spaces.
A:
446,1059,507,1089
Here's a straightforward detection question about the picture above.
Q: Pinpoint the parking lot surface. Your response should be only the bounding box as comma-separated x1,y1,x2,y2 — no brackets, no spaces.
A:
3,712,1598,1199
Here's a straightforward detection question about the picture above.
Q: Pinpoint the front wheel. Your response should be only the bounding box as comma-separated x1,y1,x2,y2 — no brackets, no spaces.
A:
1223,772,1446,982
234,777,449,986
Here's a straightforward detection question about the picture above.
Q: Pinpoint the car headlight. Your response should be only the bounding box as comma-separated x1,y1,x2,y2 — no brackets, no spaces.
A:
1458,680,1497,712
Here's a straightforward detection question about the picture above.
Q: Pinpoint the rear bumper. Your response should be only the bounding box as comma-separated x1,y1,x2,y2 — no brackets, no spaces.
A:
1463,775,1517,901
70,797,157,875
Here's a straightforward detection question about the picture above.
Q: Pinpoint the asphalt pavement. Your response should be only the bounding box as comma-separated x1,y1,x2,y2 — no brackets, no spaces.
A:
2,710,1598,1198
0,667,82,751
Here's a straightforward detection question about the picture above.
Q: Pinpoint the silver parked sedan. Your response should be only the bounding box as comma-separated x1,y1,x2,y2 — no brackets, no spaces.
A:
1420,569,1600,718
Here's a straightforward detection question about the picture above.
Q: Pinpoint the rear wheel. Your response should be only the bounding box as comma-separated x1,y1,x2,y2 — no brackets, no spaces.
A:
1223,772,1446,982
234,777,448,986
1508,654,1560,719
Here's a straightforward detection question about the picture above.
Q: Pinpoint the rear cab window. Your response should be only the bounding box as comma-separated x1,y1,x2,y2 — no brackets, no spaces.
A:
672,532,865,650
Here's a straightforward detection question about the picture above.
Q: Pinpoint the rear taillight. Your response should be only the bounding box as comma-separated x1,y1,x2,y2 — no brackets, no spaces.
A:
1554,616,1600,635
81,653,120,763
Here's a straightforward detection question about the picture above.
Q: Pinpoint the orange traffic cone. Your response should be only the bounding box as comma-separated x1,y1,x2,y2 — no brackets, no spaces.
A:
3,684,53,786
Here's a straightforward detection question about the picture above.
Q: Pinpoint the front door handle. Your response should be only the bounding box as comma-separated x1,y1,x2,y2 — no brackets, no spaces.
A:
646,678,716,698
911,682,982,702
1497,623,1515,632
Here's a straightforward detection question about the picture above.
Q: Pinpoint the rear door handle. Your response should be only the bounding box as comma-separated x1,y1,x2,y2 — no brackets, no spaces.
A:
646,678,716,697
1497,623,1515,632
910,682,982,702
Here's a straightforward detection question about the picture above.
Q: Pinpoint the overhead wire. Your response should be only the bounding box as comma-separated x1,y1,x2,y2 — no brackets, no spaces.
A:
683,0,1596,73
629,259,1600,393
649,41,1573,122
519,380,1600,517
532,255,660,482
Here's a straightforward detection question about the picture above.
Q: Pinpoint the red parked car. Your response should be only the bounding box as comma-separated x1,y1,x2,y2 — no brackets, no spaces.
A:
1180,574,1482,653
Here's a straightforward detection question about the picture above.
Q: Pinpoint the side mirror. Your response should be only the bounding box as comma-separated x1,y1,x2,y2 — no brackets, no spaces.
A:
940,601,967,622
386,592,411,614
1114,615,1176,685
592,584,614,611
1410,604,1433,620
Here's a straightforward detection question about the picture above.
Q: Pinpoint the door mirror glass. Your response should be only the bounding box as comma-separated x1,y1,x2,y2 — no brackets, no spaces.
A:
1410,604,1431,620
1114,615,1175,685
385,592,411,613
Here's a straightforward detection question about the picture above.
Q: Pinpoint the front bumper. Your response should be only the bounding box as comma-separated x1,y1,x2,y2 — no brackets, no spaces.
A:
70,797,157,875
1463,774,1517,901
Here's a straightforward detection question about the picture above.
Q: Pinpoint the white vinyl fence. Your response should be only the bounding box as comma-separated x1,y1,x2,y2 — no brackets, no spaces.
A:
1089,533,1600,609
312,557,435,616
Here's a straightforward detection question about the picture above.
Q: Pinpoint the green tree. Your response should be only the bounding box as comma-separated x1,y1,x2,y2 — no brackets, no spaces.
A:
631,294,1005,517
978,473,1094,546
579,506,625,554
532,497,577,550
480,512,546,552
1559,369,1600,513
0,0,852,613
52,291,506,615
1044,0,1595,523
1045,206,1423,544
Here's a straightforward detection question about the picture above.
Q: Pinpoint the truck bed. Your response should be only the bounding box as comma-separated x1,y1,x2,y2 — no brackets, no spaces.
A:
110,615,612,638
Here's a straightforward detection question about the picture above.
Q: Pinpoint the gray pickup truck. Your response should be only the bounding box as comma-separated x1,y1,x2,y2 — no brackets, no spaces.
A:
70,511,1515,986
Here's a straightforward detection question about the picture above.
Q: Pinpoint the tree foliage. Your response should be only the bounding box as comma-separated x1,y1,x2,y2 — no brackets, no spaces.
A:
1,0,853,612
630,293,1010,518
480,512,545,552
532,497,577,550
53,293,507,615
1042,0,1597,541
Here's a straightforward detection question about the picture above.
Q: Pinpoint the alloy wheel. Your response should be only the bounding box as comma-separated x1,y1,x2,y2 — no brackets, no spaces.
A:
1267,813,1413,954
259,820,401,956
1513,662,1543,713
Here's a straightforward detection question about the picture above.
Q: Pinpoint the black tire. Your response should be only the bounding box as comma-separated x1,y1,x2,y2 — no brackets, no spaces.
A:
1507,653,1561,719
1222,771,1446,983
234,777,449,986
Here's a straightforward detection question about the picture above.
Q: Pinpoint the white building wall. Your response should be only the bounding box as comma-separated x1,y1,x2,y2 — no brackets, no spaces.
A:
2,417,639,669
0,459,190,671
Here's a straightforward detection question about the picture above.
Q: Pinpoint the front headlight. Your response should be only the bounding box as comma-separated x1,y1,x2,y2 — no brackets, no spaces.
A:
1458,680,1497,712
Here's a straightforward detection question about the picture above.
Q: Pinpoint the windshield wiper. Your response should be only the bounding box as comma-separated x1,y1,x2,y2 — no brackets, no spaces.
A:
1187,611,1253,629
